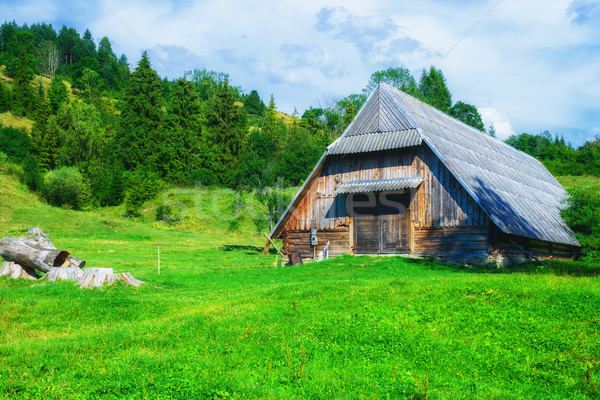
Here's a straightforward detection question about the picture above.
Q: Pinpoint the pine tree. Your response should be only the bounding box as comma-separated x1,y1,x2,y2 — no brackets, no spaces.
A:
30,99,58,171
206,78,247,186
419,66,452,112
116,52,164,170
262,95,286,149
11,31,36,116
48,77,69,113
0,81,11,112
159,78,204,183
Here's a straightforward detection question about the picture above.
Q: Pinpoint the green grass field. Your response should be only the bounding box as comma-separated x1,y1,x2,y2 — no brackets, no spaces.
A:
1,173,600,399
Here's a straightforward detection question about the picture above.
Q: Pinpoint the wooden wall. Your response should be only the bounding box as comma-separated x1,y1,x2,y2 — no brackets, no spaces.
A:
493,231,580,262
283,229,350,260
282,145,490,260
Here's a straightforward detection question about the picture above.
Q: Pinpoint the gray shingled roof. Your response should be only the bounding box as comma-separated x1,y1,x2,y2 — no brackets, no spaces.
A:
381,83,579,247
337,177,423,194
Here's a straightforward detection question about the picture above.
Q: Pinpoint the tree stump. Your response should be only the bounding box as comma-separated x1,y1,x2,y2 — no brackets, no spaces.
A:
0,262,40,280
45,267,84,282
76,268,144,289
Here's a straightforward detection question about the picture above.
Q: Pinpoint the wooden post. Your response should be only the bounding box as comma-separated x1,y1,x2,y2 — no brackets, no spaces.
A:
154,243,165,275
263,234,284,257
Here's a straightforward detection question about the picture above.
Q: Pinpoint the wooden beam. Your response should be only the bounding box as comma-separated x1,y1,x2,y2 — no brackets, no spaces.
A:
263,233,284,258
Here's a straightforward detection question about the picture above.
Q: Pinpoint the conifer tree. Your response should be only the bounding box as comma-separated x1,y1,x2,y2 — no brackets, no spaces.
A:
116,52,164,170
419,66,452,112
206,78,247,186
11,31,36,116
158,78,204,183
30,99,58,171
48,77,69,113
0,81,11,112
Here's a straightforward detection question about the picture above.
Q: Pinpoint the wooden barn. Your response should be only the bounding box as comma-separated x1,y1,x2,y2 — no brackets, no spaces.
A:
269,83,581,265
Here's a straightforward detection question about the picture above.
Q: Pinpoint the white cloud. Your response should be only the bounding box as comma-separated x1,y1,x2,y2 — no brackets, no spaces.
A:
479,107,515,140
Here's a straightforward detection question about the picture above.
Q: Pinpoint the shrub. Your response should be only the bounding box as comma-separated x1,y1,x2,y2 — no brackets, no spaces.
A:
562,186,600,262
155,202,182,224
42,166,89,209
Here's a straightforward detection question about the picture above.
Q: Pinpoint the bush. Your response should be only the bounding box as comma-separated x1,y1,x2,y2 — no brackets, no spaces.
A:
155,202,182,224
562,186,600,262
42,166,89,209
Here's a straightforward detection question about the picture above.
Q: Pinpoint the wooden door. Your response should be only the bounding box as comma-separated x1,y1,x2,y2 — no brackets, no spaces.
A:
353,194,379,254
380,193,410,253
352,193,411,254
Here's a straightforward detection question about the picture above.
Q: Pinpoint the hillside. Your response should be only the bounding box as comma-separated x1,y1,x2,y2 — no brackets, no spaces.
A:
0,172,278,270
1,172,600,398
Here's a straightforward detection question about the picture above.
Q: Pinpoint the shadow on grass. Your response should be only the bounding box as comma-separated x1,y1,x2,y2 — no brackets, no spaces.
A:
219,244,278,255
346,255,600,278
443,260,600,278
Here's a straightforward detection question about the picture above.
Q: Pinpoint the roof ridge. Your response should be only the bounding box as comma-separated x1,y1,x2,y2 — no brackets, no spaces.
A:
381,83,548,171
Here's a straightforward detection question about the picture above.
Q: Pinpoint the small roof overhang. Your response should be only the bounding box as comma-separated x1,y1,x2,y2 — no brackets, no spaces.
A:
336,177,423,194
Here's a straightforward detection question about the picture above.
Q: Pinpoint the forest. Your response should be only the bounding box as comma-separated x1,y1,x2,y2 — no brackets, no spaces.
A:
0,21,599,260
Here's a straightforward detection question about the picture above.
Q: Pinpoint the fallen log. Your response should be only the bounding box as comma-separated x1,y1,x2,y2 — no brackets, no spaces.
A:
62,255,86,269
0,236,69,273
0,262,40,280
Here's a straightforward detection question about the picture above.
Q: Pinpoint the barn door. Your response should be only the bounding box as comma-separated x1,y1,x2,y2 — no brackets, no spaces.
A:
353,194,379,254
353,193,411,254
380,193,410,253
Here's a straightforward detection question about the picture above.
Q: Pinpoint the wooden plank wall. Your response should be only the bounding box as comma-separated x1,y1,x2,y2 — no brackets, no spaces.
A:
285,145,488,230
413,226,489,259
283,144,491,259
495,232,580,261
283,229,350,260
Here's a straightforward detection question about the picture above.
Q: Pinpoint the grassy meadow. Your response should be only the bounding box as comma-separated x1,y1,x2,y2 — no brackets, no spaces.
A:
1,173,600,399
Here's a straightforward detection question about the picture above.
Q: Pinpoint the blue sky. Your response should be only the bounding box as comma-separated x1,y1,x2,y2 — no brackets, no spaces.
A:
2,0,599,145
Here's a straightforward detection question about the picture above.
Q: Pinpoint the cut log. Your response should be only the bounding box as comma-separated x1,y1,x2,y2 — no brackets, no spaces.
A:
61,255,86,269
0,262,40,280
0,236,69,273
45,266,84,282
77,268,144,289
